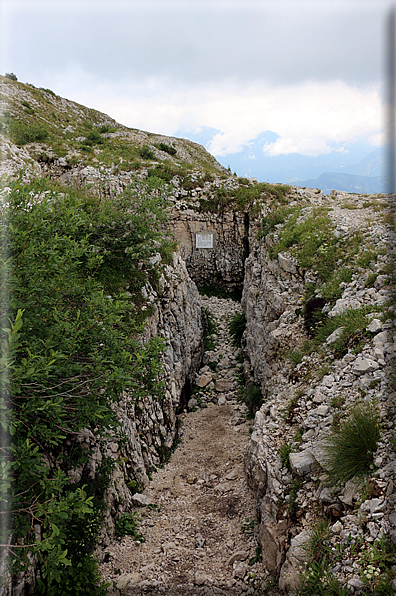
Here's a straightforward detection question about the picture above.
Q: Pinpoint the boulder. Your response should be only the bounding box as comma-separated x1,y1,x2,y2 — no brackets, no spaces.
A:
131,493,154,507
289,449,317,476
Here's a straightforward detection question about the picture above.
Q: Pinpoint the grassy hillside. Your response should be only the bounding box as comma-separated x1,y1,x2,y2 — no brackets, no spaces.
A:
0,75,227,180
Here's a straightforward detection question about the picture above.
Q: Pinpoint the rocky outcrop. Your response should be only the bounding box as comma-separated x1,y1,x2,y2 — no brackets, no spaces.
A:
242,191,395,592
169,207,246,292
92,253,204,550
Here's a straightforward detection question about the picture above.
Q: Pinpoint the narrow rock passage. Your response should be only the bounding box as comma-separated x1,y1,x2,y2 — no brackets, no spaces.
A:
101,297,273,596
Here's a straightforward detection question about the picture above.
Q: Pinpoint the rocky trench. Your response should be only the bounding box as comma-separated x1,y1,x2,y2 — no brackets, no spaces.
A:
99,186,396,595
8,175,396,595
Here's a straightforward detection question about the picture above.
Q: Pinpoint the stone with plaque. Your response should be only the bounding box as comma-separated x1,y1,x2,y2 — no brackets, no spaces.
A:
195,233,213,249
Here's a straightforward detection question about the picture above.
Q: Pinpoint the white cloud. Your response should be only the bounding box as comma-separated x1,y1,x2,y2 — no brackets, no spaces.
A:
48,65,382,160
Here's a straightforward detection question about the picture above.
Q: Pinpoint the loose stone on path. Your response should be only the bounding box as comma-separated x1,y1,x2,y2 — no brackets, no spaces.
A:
100,297,277,595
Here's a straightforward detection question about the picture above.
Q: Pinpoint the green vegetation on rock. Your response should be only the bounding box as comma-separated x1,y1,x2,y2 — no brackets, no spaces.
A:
0,174,175,594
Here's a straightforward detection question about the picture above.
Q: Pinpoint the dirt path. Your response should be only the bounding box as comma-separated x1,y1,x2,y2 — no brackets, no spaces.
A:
100,297,277,596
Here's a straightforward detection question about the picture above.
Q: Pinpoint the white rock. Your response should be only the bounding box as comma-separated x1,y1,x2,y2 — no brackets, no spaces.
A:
360,498,385,513
196,372,213,387
352,357,379,375
194,570,206,585
116,573,142,590
233,561,249,579
331,521,343,534
131,493,154,506
326,327,344,344
289,449,317,476
367,318,383,333
373,331,388,345
316,405,329,416
322,375,334,387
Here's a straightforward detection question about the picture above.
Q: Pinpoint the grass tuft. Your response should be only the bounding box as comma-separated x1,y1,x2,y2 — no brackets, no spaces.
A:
324,400,381,484
229,312,246,348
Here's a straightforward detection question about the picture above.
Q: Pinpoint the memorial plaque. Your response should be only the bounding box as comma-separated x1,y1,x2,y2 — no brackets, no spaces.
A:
196,233,213,249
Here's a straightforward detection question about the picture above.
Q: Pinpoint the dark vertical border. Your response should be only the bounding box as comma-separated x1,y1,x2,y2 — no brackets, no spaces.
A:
387,7,395,197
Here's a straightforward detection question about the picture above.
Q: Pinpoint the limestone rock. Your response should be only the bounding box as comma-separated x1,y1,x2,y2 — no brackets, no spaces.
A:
289,449,317,476
367,318,383,333
194,570,206,585
279,530,310,593
352,357,379,375
233,561,249,579
131,493,154,507
227,551,248,565
196,372,213,387
215,379,233,392
116,573,142,591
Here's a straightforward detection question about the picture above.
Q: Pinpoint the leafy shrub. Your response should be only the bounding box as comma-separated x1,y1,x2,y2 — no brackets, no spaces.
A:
270,208,340,282
242,382,263,414
8,119,48,145
40,87,56,96
147,163,176,181
157,142,177,155
229,312,246,348
1,175,173,592
313,305,375,358
259,205,299,238
85,129,103,144
279,443,292,469
199,182,291,214
36,554,109,596
324,400,381,484
21,100,34,114
5,72,17,80
115,512,145,540
98,124,116,134
139,145,154,160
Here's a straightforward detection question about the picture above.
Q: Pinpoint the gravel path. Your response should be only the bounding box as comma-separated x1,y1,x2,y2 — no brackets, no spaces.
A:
100,297,279,595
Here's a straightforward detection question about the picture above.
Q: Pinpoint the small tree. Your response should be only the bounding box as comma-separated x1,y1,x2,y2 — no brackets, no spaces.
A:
4,72,17,81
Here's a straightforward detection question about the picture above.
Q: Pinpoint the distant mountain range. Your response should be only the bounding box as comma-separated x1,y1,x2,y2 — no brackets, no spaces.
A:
296,172,389,195
175,128,390,194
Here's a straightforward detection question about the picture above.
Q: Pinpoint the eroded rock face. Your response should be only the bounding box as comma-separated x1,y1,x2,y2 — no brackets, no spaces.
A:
92,253,204,550
242,195,394,592
168,209,247,292
242,228,306,395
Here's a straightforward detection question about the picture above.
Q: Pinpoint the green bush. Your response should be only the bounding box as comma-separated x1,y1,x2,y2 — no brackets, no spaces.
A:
242,382,263,414
324,400,381,484
203,309,217,351
270,208,340,282
5,72,17,81
147,163,176,182
157,142,177,155
259,205,300,238
229,312,246,348
36,554,109,596
279,443,292,469
0,174,173,592
40,87,56,96
8,119,48,145
115,512,145,540
139,145,154,160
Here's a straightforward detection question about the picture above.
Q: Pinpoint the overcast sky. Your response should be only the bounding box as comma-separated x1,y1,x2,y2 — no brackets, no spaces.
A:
0,0,394,157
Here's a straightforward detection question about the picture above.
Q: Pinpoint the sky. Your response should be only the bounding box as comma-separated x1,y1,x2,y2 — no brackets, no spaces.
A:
0,0,394,160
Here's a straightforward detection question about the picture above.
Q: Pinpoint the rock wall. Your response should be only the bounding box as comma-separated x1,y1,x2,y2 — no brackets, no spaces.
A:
97,253,204,550
10,253,204,595
168,207,247,292
35,160,248,292
242,191,395,592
